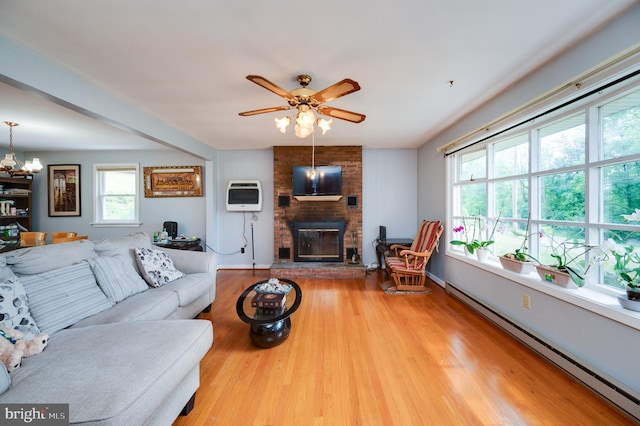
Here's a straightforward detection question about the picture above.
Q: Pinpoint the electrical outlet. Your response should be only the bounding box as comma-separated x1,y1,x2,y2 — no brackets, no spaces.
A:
241,247,245,253
523,294,531,309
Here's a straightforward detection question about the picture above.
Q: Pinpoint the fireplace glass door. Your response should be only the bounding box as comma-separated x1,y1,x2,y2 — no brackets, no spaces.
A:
293,221,345,262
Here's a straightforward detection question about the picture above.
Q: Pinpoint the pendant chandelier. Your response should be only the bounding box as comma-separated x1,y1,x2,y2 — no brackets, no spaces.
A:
2,121,42,176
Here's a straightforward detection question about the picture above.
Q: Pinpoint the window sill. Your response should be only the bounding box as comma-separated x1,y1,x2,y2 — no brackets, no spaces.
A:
446,250,640,331
90,222,142,228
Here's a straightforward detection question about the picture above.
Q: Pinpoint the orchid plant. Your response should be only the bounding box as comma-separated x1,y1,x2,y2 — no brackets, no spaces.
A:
451,215,500,255
599,209,640,300
600,238,640,291
502,213,540,263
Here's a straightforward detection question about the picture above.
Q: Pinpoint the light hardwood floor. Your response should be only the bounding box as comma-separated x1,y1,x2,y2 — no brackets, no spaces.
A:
173,269,635,425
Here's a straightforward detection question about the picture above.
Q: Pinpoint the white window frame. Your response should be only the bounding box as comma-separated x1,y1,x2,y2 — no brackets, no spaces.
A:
92,163,141,227
445,69,640,330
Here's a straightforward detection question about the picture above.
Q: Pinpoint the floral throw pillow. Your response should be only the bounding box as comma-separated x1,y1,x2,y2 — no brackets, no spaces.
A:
0,278,41,340
134,247,185,288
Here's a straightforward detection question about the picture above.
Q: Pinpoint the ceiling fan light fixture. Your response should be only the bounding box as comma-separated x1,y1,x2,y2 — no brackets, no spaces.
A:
294,123,314,138
274,116,291,133
296,108,315,128
317,118,332,135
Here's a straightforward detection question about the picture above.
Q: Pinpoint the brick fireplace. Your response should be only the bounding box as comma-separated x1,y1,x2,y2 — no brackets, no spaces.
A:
272,145,363,278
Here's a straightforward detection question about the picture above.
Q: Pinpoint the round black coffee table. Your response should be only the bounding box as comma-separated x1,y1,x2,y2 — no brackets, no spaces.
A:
236,278,302,348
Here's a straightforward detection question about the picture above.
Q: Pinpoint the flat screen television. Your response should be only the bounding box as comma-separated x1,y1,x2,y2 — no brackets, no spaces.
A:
292,165,342,196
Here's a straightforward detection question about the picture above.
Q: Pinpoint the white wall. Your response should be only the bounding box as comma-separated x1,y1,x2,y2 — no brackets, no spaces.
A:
29,150,210,243
215,150,274,268
362,149,418,267
417,4,640,396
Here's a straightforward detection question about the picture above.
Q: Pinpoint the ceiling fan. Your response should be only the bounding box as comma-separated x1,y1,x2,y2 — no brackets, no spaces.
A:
239,74,366,138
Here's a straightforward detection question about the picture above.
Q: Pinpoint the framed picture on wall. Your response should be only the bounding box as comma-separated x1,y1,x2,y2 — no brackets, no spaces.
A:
143,166,203,197
48,164,81,216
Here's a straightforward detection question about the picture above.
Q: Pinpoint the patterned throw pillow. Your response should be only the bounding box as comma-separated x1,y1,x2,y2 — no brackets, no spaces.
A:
0,278,41,340
134,247,185,288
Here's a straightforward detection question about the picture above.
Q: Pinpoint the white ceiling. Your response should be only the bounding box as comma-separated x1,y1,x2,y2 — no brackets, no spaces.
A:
0,0,637,153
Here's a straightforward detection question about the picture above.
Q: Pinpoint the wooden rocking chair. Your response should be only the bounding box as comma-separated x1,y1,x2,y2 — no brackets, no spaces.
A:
384,220,443,291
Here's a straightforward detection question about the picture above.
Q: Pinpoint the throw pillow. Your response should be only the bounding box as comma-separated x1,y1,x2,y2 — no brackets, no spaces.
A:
87,255,148,303
4,240,97,276
94,232,153,275
135,247,185,288
0,279,41,339
20,262,113,335
0,363,10,395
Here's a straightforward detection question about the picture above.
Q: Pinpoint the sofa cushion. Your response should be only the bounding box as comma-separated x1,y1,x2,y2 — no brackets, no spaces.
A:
4,240,97,276
0,363,9,396
87,255,148,303
19,262,113,335
71,290,178,328
0,279,41,339
94,232,152,274
135,247,185,288
2,320,213,424
155,273,213,307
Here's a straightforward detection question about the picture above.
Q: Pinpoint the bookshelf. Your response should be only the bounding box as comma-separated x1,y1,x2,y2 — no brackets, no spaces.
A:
0,176,33,241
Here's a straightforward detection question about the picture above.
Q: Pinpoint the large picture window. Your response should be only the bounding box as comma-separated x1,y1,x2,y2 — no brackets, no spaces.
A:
449,80,640,293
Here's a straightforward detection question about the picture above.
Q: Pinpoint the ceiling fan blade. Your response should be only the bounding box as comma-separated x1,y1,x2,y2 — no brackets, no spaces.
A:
312,79,361,103
317,106,366,123
239,106,291,117
246,75,297,103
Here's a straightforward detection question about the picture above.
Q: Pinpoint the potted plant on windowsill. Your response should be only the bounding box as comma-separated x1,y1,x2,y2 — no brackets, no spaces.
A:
499,214,538,274
534,238,599,288
602,209,640,311
500,249,538,274
451,215,499,261
603,238,640,304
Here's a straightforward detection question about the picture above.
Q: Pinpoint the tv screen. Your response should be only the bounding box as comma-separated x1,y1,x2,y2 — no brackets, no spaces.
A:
292,166,342,196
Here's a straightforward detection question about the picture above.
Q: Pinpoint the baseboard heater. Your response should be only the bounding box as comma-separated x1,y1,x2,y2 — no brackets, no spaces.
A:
445,282,640,421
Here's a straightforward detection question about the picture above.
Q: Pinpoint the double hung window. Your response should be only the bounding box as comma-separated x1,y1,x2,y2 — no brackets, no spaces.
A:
93,163,140,226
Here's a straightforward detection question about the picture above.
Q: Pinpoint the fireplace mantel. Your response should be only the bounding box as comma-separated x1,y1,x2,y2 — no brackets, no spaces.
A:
293,195,343,202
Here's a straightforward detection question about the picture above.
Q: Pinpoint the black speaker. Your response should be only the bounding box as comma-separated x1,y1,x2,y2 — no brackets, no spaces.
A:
379,225,387,242
278,194,290,208
163,221,178,239
278,247,291,260
346,195,358,208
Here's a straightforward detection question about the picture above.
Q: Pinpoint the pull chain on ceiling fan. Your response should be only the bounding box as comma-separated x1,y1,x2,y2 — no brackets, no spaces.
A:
239,74,366,138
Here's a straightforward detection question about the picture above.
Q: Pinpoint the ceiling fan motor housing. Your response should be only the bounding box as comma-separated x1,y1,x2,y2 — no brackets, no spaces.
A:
296,74,312,87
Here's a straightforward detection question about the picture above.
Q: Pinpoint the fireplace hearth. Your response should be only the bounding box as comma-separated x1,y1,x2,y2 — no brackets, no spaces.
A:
293,221,345,262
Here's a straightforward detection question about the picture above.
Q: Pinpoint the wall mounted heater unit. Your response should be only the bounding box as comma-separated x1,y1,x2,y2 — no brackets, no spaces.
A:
226,180,263,212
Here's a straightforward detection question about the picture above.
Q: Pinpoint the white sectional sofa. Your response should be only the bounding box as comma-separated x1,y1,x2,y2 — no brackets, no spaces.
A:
0,232,216,425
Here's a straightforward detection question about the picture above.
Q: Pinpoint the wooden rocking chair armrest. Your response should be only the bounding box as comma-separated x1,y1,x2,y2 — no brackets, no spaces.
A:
398,249,432,258
389,243,411,251
398,249,435,269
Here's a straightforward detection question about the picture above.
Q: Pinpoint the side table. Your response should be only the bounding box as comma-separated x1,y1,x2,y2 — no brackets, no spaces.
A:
236,279,302,348
153,238,202,251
